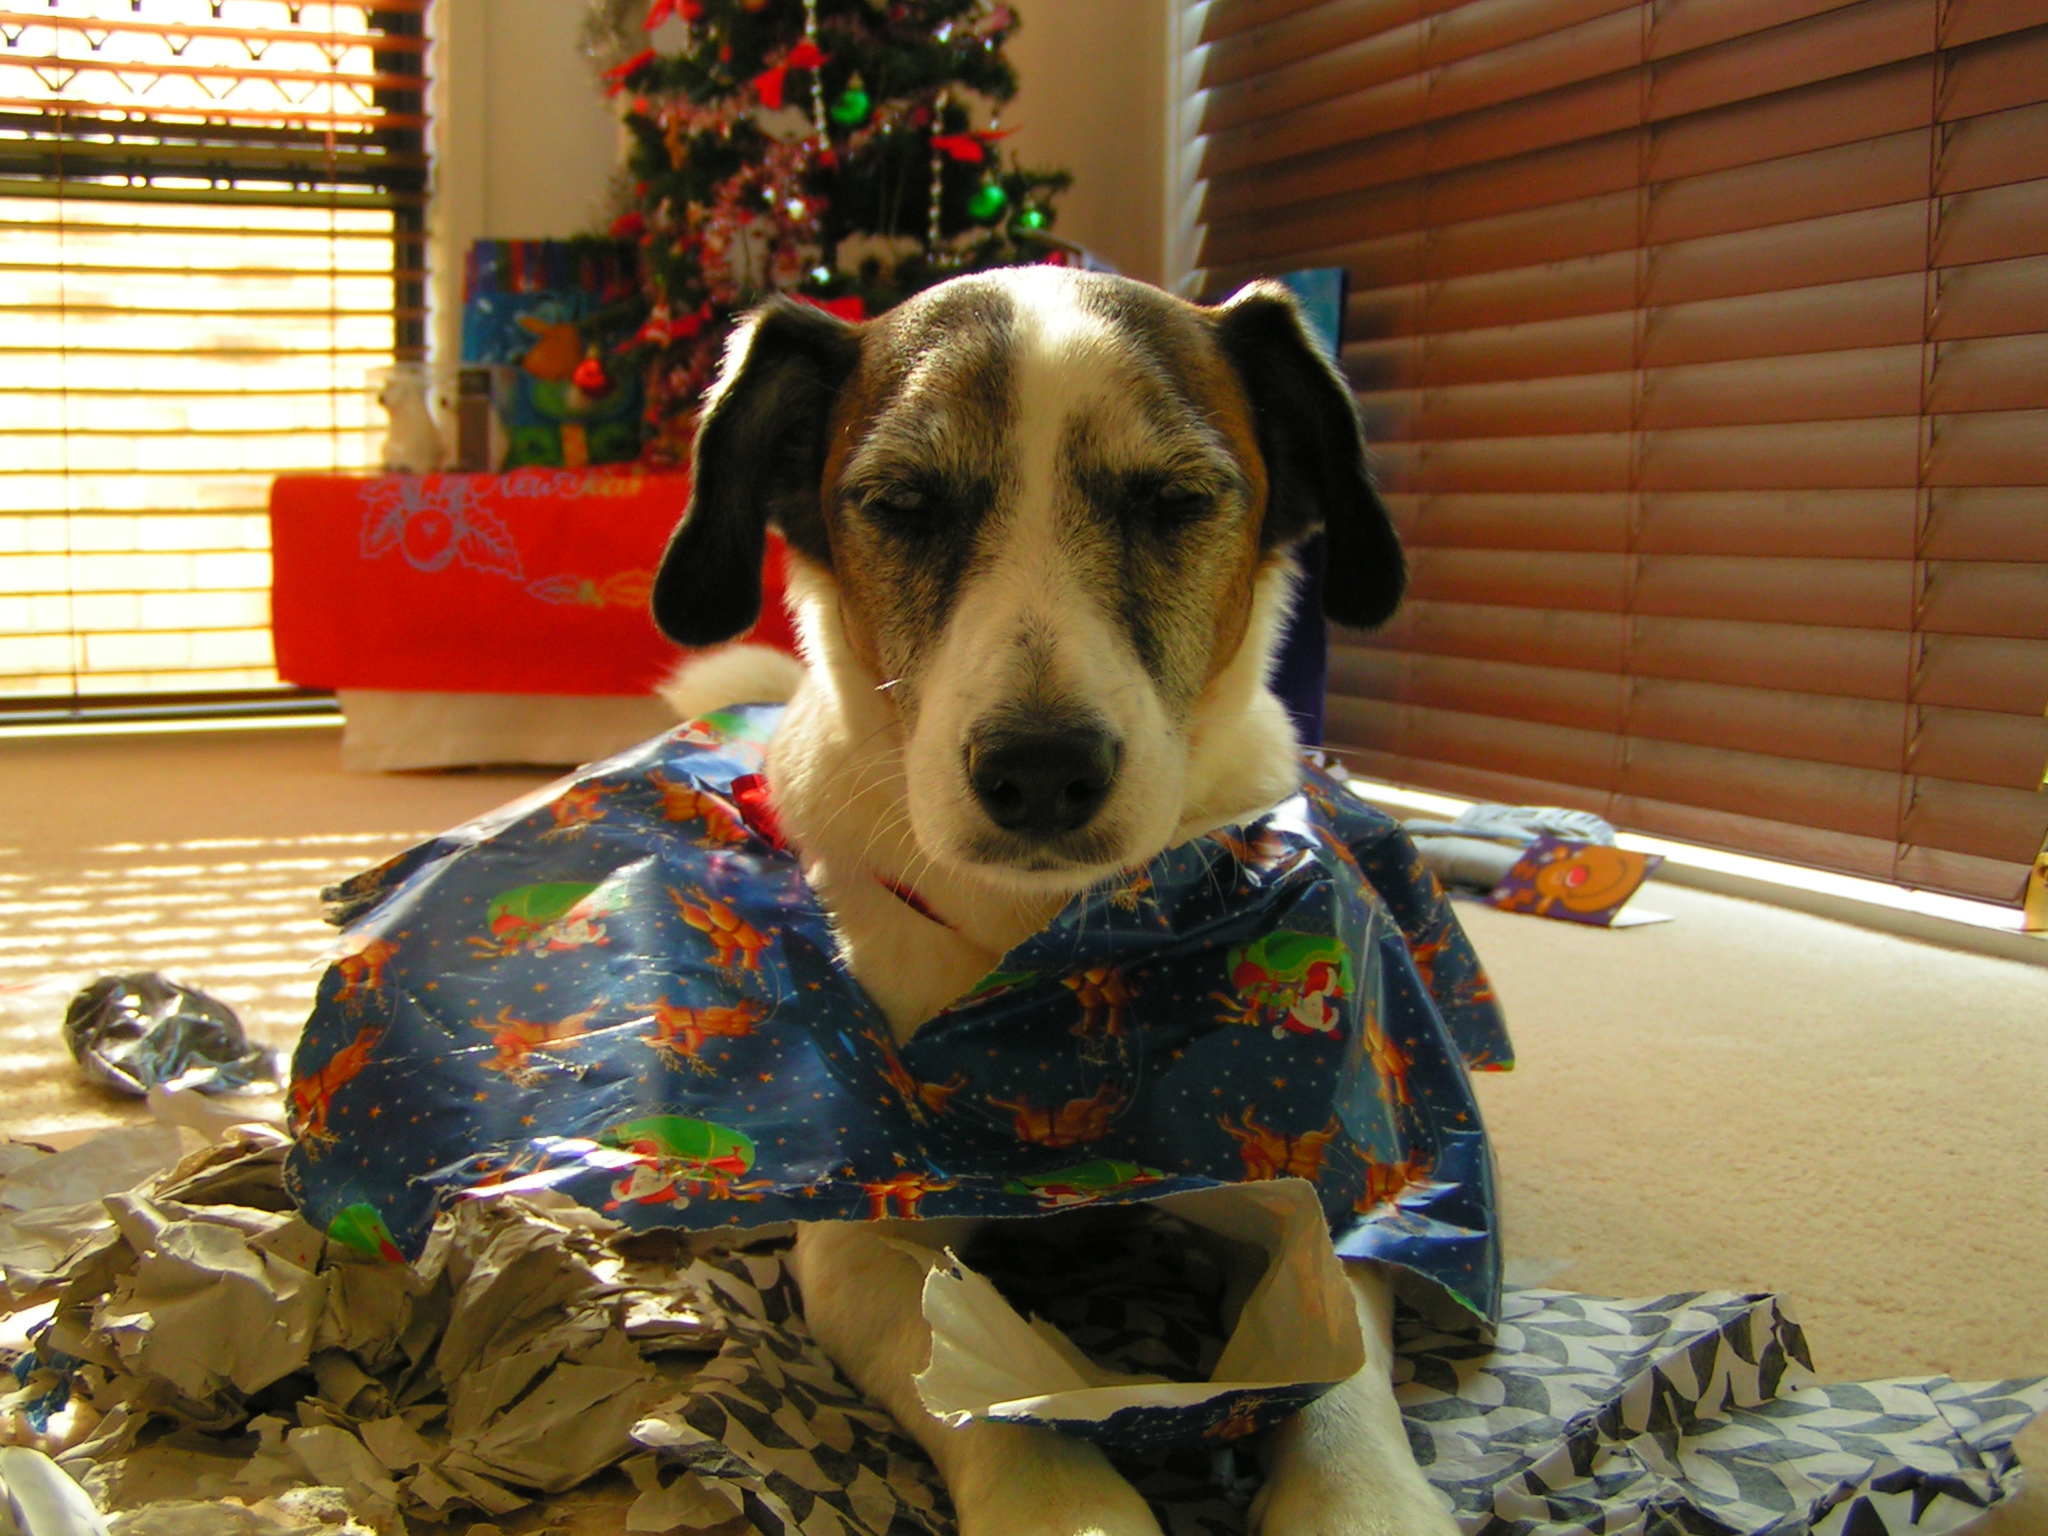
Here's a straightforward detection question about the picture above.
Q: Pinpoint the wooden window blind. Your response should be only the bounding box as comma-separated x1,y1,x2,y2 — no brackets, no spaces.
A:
0,1,427,704
1194,0,2048,907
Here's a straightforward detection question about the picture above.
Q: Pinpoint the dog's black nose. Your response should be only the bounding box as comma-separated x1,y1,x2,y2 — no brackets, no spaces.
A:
969,727,1119,836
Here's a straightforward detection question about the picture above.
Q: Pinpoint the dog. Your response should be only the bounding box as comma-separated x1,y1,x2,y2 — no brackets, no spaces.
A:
650,266,1454,1536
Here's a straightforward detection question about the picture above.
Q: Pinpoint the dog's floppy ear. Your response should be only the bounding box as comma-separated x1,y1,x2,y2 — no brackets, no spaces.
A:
651,298,861,647
1211,281,1405,630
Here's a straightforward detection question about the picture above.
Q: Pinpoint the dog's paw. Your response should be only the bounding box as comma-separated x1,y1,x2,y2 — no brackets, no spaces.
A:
1247,1460,1461,1536
956,1481,1163,1536
943,1422,1164,1536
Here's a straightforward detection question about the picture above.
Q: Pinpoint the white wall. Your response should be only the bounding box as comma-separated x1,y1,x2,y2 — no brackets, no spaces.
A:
1003,1,1168,287
427,0,1173,364
428,0,623,367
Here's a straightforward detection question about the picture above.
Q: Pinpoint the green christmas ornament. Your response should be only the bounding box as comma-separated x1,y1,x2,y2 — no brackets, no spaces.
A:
1017,204,1047,231
968,177,1008,220
829,74,871,127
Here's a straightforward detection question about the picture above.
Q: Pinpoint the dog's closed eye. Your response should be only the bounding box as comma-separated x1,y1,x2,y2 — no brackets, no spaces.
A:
861,486,931,527
1145,484,1217,530
1091,469,1229,535
849,472,996,538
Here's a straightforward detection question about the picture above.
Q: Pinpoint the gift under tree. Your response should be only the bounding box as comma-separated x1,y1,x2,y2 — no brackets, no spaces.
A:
585,0,1074,465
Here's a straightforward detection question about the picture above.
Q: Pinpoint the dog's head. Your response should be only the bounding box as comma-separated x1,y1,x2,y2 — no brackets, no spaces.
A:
653,267,1401,892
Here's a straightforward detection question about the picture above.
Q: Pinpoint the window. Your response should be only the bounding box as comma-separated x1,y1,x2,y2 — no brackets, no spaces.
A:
0,1,428,703
1190,0,2048,907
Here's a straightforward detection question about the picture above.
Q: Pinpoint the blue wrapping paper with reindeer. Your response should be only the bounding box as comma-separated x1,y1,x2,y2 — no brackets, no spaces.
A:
285,704,1512,1451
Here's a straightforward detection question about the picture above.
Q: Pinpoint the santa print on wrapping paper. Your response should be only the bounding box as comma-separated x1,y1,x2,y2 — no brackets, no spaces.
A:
599,1114,772,1211
1212,931,1351,1039
469,880,627,957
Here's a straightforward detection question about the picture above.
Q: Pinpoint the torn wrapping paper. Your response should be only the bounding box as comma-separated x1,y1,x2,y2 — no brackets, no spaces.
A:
0,1125,199,1301
4,1140,2042,1536
901,1182,1365,1453
634,1242,2048,1536
0,1443,112,1534
91,1194,328,1402
1,1127,727,1531
63,974,277,1098
102,1486,379,1534
283,706,1511,1356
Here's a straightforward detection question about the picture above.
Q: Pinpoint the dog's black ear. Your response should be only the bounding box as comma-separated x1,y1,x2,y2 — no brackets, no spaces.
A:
1211,281,1405,630
651,298,862,647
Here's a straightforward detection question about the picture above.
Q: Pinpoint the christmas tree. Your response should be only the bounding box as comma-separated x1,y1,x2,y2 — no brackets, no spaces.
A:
584,0,1074,465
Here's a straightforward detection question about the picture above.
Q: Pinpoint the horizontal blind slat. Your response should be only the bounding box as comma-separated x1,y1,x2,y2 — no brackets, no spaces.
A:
1334,740,2030,898
7,9,429,52
1207,177,2045,302
1402,548,1919,624
1201,0,1644,135
1200,33,2048,261
1208,5,1644,179
1329,695,2048,865
1199,0,1358,46
1389,546,2047,633
1385,489,1922,555
1346,608,2048,712
1196,0,1409,82
1,1,421,705
1918,633,2048,712
1332,648,2048,788
1647,0,1933,123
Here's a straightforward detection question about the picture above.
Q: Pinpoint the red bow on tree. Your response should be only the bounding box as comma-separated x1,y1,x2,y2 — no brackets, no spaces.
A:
635,304,673,347
797,293,867,322
600,48,655,96
753,39,827,110
930,126,1017,163
643,0,702,27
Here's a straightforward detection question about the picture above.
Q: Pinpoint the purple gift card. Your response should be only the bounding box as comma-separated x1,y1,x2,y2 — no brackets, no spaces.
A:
1488,836,1663,927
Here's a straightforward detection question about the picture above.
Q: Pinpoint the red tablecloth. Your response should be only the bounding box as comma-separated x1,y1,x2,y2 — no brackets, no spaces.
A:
269,471,794,695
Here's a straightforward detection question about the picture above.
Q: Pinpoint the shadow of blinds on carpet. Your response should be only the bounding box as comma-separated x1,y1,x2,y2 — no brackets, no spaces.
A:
0,1,429,705
1189,0,2048,907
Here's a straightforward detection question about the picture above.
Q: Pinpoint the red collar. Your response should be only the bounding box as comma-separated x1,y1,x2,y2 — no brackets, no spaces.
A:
878,873,953,930
733,772,952,932
728,773,786,850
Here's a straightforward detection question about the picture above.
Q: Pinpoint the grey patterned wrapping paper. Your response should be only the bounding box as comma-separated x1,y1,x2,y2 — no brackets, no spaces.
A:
634,1246,2047,1536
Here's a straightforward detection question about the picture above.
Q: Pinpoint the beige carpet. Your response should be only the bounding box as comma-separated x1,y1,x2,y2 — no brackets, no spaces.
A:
0,725,553,1138
1,724,2043,1531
